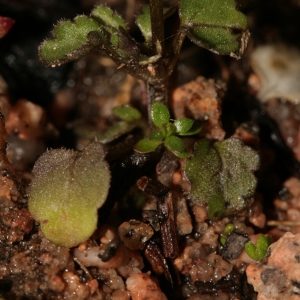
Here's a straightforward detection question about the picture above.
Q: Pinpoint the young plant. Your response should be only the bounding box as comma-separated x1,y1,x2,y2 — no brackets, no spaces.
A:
219,223,234,245
38,0,249,111
134,102,201,158
245,235,272,261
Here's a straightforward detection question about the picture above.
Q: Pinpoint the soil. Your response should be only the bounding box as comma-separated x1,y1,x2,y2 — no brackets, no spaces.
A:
1,0,300,299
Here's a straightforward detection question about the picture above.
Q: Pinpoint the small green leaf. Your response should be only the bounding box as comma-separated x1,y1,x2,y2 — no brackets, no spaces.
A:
136,5,152,44
134,138,162,153
181,122,202,136
165,136,186,152
149,129,164,141
151,103,170,128
28,142,111,248
98,121,136,143
224,223,234,234
245,242,258,260
220,236,227,246
164,136,188,158
39,16,103,66
174,118,194,133
256,235,271,251
255,247,267,261
185,138,259,221
136,5,172,45
91,5,127,31
113,105,141,122
179,0,249,59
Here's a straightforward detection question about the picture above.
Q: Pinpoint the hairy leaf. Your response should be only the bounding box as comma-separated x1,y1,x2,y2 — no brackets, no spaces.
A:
185,138,259,220
179,0,249,58
91,5,127,31
136,5,152,44
39,15,104,66
151,102,170,128
113,105,141,122
28,142,111,248
134,138,162,153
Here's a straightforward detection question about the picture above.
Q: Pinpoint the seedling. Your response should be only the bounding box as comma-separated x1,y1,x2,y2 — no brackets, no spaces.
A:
134,102,201,158
244,235,272,261
220,223,234,245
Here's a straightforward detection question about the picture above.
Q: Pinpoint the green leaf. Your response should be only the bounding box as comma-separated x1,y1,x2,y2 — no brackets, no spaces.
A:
39,16,104,66
136,5,152,44
174,118,194,133
255,247,267,261
136,5,171,45
28,142,111,248
91,5,127,32
256,235,271,251
245,242,258,260
164,136,188,158
224,223,234,234
181,122,201,136
151,102,170,128
98,121,136,143
134,138,162,153
113,105,141,122
179,0,249,59
149,129,164,141
185,138,259,221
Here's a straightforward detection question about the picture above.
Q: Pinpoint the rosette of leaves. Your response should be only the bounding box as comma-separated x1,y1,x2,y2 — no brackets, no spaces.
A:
245,235,272,261
185,138,259,221
98,105,142,143
28,142,111,248
134,102,201,158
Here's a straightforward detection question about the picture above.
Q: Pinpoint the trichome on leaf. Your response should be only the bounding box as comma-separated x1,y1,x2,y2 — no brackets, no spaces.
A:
28,142,111,248
185,138,259,221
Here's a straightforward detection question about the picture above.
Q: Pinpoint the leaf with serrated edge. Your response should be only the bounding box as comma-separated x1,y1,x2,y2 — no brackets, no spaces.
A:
28,142,111,248
134,138,162,153
39,15,104,66
185,138,259,221
91,5,127,31
179,0,249,58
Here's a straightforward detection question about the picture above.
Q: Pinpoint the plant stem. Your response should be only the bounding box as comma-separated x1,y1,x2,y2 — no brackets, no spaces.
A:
149,0,165,55
147,0,169,124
